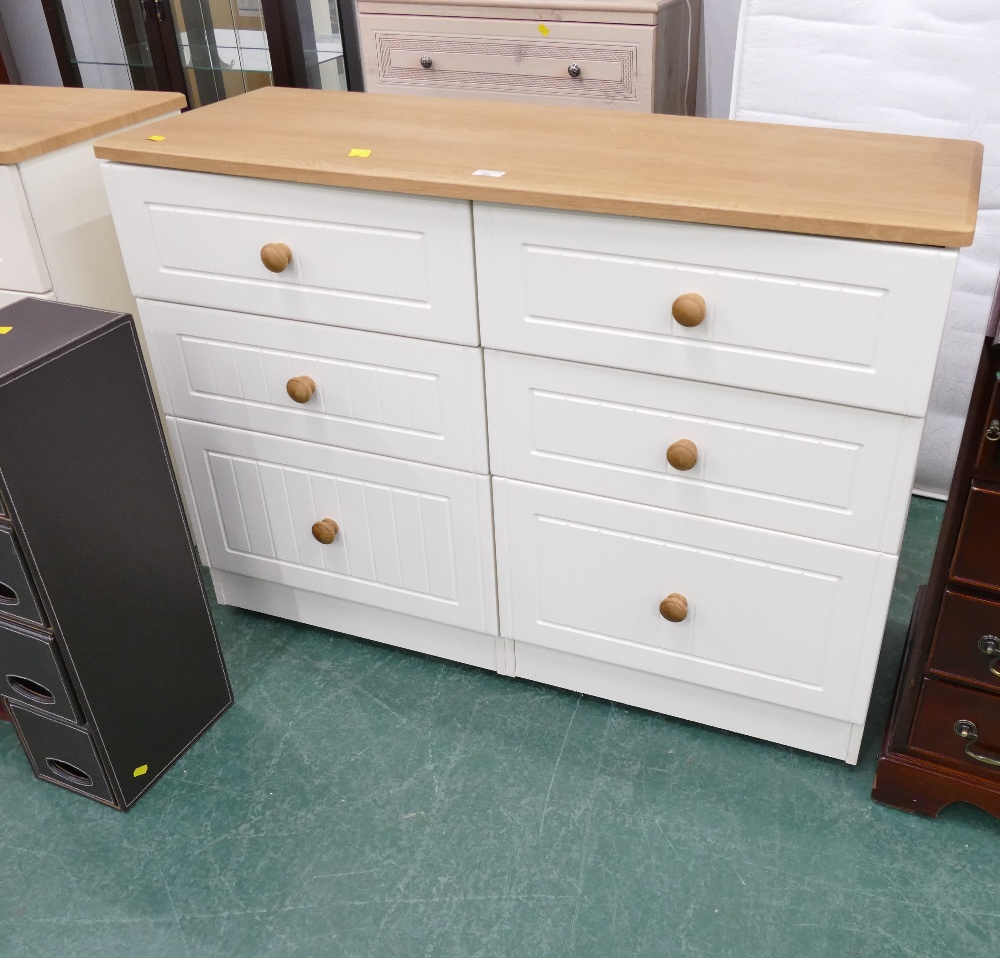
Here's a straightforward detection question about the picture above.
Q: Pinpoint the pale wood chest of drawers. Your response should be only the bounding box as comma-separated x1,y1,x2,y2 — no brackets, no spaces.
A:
95,88,982,763
357,0,701,114
0,86,183,314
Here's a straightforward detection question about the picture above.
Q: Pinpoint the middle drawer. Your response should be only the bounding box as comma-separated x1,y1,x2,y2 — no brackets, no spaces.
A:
141,299,489,473
486,350,921,552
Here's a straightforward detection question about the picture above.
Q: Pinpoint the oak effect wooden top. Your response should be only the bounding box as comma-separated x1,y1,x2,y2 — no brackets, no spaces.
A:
94,87,983,246
0,86,184,164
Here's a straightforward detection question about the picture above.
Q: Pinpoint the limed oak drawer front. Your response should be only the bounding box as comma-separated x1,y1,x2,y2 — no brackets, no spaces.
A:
485,350,921,552
363,16,650,109
910,679,1000,780
0,166,51,294
0,619,81,723
928,591,1000,694
951,484,1000,593
9,702,116,806
102,164,480,345
475,204,958,416
493,479,896,721
174,419,499,634
0,525,47,629
141,300,489,473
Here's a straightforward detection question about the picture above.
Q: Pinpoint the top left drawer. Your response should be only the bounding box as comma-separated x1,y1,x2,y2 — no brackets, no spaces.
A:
101,164,480,345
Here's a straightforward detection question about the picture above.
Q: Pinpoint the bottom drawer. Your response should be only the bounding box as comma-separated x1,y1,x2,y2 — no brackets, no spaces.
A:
494,478,896,721
0,618,81,723
173,419,499,634
9,702,116,806
910,679,1000,779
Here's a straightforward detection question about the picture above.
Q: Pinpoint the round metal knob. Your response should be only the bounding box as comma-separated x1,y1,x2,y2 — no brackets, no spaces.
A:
311,518,340,545
666,439,698,471
671,293,707,328
260,242,292,273
567,62,582,78
659,593,688,623
420,55,433,69
286,375,316,404
980,635,1000,656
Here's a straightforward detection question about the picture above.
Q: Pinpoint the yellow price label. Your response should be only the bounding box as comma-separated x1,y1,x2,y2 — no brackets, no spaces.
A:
348,148,372,158
0,327,12,335
146,135,166,142
538,23,550,36
133,764,149,777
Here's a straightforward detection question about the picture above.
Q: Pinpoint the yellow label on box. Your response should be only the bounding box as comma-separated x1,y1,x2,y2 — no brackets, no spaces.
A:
133,764,148,777
348,148,372,158
0,327,12,335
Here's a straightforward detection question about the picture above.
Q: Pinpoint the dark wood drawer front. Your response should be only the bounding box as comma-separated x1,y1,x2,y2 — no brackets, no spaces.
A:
974,377,1000,480
928,591,1000,692
0,525,47,629
910,679,1000,779
0,619,82,723
951,484,1000,593
9,702,117,806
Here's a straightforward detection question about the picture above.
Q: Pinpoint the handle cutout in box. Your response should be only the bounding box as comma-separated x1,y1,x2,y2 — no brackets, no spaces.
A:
45,758,93,787
0,581,17,605
6,674,56,704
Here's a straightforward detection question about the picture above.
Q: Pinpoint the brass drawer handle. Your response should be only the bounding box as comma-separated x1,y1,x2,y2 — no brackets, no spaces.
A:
659,593,688,622
953,720,1000,768
986,419,1000,442
978,634,1000,677
311,518,339,544
261,242,293,273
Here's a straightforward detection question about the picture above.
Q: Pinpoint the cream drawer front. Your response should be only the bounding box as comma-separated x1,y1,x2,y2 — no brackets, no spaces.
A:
362,16,652,110
0,167,51,294
494,479,896,722
102,163,480,345
485,350,921,552
174,420,499,634
475,204,958,416
142,300,489,473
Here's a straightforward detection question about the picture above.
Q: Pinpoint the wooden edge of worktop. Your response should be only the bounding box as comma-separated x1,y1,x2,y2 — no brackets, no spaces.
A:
92,88,984,247
0,87,186,165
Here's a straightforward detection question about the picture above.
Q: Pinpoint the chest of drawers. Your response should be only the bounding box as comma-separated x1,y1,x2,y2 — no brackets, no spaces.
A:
0,299,232,809
0,86,183,314
95,87,981,762
357,0,699,114
873,284,1000,817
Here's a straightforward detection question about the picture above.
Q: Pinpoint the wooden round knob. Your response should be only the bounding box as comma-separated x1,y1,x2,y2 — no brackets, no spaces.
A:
286,375,316,404
311,518,339,544
659,593,688,623
666,439,698,471
260,242,292,273
671,293,706,327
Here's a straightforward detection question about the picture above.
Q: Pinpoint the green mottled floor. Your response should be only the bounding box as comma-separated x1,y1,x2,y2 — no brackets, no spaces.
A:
2,495,999,957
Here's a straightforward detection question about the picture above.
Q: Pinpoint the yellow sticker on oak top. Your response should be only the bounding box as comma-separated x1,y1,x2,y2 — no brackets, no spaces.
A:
146,135,166,142
348,148,371,158
0,327,12,335
133,764,148,777
538,23,550,36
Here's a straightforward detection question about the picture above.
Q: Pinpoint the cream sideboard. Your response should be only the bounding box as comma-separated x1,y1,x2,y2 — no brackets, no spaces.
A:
0,86,184,313
357,0,700,114
94,87,982,762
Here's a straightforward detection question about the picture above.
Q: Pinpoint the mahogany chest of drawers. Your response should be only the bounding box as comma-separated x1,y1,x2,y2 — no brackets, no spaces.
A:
873,281,1000,818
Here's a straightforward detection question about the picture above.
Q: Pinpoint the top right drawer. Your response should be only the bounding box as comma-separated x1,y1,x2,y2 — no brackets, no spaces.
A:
475,204,959,416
